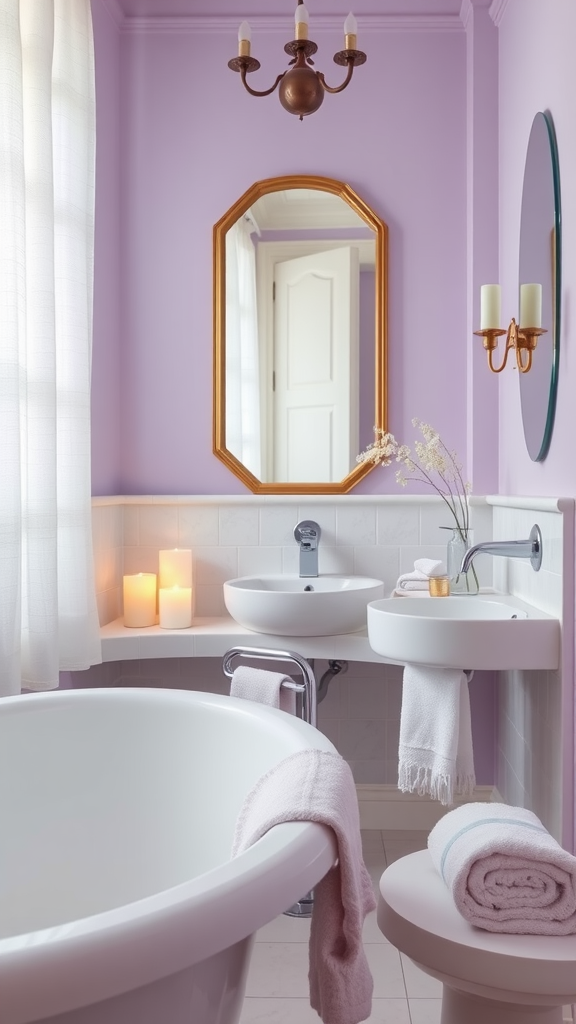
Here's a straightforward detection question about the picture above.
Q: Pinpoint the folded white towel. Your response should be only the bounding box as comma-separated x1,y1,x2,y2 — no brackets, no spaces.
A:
232,749,376,1024
398,664,475,806
428,802,576,934
395,558,444,593
230,665,296,715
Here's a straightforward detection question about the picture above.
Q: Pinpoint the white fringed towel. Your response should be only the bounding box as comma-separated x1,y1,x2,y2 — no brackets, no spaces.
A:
232,749,376,1024
230,665,296,715
394,558,444,595
398,665,475,806
428,802,576,935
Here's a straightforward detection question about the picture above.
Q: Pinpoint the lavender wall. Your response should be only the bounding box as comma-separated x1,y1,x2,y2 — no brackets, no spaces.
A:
91,1,122,494
498,0,576,497
89,8,469,495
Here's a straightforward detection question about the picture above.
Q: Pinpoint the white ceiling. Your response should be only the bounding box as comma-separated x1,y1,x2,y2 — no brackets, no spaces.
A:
115,0,463,18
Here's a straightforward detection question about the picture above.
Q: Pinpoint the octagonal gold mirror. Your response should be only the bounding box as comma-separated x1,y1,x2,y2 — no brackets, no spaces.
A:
213,174,388,493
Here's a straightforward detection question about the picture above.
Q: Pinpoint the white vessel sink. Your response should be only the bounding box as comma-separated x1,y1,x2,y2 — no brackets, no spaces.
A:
224,574,384,637
367,594,560,670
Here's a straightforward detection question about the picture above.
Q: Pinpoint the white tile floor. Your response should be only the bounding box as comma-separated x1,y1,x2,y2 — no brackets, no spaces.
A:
240,828,576,1024
240,829,442,1024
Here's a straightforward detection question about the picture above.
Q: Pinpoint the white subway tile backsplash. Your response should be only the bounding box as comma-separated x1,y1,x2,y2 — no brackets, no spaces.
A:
237,546,283,577
377,505,419,545
194,546,239,585
335,505,377,546
259,507,299,546
353,546,398,592
122,545,160,576
122,505,140,546
138,505,179,547
419,503,453,544
317,545,355,575
178,506,219,547
219,506,259,546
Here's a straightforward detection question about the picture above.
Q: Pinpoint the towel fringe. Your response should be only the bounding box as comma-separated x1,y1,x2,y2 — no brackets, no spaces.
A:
399,762,476,808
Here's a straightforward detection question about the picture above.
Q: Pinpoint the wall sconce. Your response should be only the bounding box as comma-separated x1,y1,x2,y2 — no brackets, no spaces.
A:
228,1,366,121
474,284,546,373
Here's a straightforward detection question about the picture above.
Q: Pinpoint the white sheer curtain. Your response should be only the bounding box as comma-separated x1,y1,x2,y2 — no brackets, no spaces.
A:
0,0,101,696
225,217,262,479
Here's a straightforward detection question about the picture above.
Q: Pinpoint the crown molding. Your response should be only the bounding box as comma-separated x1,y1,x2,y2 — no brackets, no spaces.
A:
118,14,463,35
489,0,511,26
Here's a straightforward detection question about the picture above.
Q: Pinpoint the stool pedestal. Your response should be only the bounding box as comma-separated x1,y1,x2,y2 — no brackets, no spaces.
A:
378,850,576,1024
440,984,562,1024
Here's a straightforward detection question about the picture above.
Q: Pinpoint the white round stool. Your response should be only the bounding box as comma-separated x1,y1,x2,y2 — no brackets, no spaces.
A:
378,849,576,1024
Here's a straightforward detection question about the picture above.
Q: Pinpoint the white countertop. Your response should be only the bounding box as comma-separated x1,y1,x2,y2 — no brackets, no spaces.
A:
100,616,391,664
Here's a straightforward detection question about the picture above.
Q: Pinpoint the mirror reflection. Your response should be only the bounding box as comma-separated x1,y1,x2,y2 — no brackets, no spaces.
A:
519,111,561,462
214,176,387,494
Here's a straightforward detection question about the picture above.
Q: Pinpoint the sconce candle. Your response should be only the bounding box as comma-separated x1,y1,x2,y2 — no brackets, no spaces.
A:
159,586,192,629
480,284,501,329
123,573,157,628
159,548,192,589
520,283,542,328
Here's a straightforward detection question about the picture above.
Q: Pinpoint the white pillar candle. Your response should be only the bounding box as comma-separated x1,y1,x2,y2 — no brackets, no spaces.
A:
159,586,192,629
123,573,157,628
520,283,542,328
480,284,501,329
159,548,192,589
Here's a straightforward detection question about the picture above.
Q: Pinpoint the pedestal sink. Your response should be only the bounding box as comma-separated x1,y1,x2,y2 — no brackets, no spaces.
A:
367,594,560,670
224,574,384,637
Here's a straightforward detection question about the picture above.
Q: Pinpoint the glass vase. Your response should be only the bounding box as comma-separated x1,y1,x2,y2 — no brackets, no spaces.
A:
444,527,479,595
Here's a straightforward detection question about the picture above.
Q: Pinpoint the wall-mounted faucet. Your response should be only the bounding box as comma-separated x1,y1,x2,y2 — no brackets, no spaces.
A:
294,520,321,578
460,523,543,575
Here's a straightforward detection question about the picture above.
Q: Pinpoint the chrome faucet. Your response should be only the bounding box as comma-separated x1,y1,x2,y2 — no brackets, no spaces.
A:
460,523,543,575
294,520,321,578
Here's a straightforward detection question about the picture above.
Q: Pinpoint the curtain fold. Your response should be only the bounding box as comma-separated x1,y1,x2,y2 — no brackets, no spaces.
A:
0,0,101,695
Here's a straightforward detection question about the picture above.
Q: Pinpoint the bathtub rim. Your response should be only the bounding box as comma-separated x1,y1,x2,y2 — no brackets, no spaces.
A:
1,687,338,1024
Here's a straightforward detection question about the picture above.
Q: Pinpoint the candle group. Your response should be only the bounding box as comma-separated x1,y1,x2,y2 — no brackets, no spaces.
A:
123,549,193,630
480,282,542,330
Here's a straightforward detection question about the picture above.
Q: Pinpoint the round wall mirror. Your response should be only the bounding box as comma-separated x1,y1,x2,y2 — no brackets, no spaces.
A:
519,110,561,462
213,175,388,494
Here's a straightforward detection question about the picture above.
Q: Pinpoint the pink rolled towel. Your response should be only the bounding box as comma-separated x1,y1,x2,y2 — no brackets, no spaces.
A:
232,748,376,1024
428,802,576,935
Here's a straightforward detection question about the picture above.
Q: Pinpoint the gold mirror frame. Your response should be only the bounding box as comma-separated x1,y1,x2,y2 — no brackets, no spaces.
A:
213,174,388,494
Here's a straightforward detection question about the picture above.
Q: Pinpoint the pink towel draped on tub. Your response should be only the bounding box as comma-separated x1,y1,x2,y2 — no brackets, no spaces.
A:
428,802,576,935
232,748,376,1024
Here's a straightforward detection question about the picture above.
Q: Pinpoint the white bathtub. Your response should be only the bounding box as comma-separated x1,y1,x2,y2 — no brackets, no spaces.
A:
0,687,338,1024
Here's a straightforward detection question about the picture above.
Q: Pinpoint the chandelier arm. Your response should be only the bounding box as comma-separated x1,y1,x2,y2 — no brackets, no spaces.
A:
240,69,286,97
316,60,355,94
